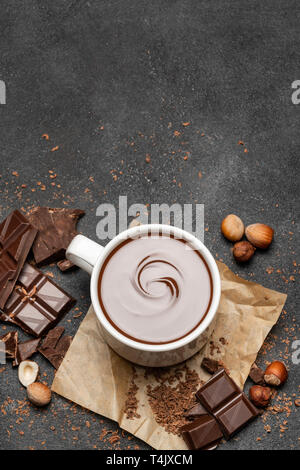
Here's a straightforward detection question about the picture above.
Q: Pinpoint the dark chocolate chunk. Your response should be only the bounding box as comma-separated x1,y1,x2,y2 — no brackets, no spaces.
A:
249,363,266,385
0,210,37,308
201,357,221,374
180,415,223,450
41,326,64,349
39,329,72,369
1,263,75,337
27,207,85,266
184,403,208,420
13,337,40,367
57,259,75,272
0,330,18,360
196,369,259,439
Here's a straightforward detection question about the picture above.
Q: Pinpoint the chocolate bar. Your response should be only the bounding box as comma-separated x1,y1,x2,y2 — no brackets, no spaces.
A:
180,415,223,450
196,369,259,439
0,263,75,337
0,210,37,308
27,207,85,266
13,338,41,366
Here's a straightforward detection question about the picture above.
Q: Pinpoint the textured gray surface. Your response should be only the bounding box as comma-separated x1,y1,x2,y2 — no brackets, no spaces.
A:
0,0,299,450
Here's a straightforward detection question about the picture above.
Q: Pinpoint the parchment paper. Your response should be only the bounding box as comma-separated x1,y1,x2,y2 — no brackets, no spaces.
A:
52,261,287,450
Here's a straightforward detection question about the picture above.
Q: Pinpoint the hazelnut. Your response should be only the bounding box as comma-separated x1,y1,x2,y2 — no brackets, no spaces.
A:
233,241,255,262
221,214,244,242
18,361,39,388
27,382,52,407
249,385,272,408
264,361,288,386
245,223,274,249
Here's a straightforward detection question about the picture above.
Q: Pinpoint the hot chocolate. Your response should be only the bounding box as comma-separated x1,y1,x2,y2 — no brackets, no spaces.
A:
98,234,212,344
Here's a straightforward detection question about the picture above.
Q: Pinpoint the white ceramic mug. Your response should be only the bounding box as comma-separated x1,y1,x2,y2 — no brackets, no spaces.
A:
66,224,221,367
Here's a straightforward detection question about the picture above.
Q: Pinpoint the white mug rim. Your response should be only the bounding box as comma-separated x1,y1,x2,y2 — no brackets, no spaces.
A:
90,224,221,353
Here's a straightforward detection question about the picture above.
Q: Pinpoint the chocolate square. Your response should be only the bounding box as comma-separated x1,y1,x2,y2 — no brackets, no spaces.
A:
180,415,223,450
196,368,239,412
215,395,259,439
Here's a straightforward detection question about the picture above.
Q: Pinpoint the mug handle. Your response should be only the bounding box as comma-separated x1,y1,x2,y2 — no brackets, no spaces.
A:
66,235,105,275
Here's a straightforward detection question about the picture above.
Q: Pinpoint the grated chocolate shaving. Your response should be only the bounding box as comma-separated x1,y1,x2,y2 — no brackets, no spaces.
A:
146,365,202,435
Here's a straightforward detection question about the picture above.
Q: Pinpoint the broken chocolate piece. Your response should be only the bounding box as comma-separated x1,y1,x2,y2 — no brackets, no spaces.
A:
27,207,85,266
0,331,18,360
13,338,41,367
180,415,223,450
249,363,265,385
57,259,75,272
201,357,221,374
41,326,64,349
196,369,259,439
39,329,72,369
0,210,37,308
184,402,208,420
1,263,75,337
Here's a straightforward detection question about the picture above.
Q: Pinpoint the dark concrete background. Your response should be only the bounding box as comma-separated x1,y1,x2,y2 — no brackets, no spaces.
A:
0,0,299,450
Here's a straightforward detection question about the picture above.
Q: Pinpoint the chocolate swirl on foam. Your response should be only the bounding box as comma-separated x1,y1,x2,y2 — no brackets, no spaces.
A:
98,235,213,345
134,256,181,301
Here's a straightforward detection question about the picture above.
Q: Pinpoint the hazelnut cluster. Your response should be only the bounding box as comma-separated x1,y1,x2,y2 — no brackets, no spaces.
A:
248,361,288,408
221,214,274,263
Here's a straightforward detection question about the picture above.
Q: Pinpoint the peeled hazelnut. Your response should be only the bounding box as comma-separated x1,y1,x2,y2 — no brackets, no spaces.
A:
249,385,272,408
221,214,244,242
27,382,52,407
245,223,274,249
264,361,288,386
233,241,255,262
18,360,39,387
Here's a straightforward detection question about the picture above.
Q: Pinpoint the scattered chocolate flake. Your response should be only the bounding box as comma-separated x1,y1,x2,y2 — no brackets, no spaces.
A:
209,341,221,356
124,367,141,420
201,357,221,375
249,363,266,385
219,337,228,346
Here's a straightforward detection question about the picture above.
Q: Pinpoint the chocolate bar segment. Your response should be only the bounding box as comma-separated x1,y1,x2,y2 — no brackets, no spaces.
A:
180,415,223,450
215,394,259,439
184,403,208,420
27,207,85,266
196,369,259,439
196,368,239,412
0,210,37,308
1,263,75,337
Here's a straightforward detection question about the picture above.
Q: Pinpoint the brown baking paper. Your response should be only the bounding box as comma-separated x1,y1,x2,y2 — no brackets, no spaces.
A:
52,261,287,450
